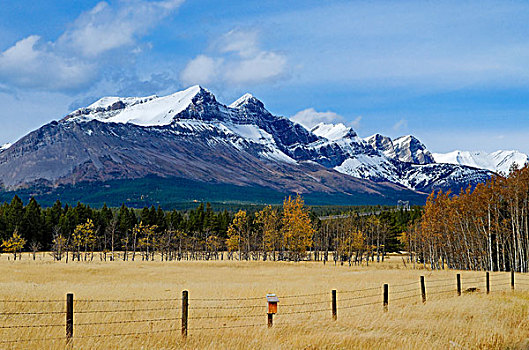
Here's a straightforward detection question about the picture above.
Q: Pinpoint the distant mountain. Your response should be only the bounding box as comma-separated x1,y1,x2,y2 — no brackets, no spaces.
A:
433,150,528,174
0,86,493,205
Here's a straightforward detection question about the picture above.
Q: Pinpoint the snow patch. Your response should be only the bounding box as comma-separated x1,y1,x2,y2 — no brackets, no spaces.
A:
335,154,400,183
311,122,356,141
0,143,12,152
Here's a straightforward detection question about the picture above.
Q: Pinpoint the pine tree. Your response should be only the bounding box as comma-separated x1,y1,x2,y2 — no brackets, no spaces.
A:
5,196,23,239
23,197,45,248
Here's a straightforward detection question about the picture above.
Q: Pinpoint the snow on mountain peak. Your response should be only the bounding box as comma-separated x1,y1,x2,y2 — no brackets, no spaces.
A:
311,122,357,141
433,150,528,174
394,134,413,141
229,93,267,113
0,143,12,152
229,93,255,108
87,95,158,110
66,85,213,127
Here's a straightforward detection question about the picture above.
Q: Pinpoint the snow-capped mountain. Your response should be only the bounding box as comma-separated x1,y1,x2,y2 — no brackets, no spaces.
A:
433,150,528,174
307,124,491,193
0,86,492,202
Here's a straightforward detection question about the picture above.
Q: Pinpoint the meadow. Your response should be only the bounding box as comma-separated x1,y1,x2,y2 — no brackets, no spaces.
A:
1,254,528,349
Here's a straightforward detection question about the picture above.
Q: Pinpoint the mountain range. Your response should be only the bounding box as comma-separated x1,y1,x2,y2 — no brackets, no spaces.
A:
0,85,515,206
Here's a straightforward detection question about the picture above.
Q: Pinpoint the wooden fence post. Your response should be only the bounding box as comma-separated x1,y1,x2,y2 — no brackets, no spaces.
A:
268,313,273,328
182,290,188,338
332,290,337,321
66,293,73,343
486,272,490,294
456,274,461,296
383,284,388,312
420,276,426,303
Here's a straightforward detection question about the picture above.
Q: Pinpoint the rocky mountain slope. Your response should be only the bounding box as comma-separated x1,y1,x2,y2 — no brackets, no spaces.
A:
0,86,493,203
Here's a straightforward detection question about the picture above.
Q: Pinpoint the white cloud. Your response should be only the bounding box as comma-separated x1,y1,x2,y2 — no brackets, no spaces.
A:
225,51,286,84
393,119,408,131
181,55,222,86
290,108,363,130
290,108,345,129
0,36,95,91
0,0,184,92
219,30,259,58
58,0,184,58
351,116,362,129
180,29,287,86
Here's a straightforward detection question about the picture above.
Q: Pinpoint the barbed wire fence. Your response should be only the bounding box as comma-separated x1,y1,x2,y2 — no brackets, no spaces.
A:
0,270,524,346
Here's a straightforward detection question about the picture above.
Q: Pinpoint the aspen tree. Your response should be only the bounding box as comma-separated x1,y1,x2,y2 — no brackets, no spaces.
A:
282,195,314,261
226,210,249,260
2,230,26,260
255,205,281,261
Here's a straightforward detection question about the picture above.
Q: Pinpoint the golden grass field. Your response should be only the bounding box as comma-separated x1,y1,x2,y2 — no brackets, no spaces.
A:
1,253,529,349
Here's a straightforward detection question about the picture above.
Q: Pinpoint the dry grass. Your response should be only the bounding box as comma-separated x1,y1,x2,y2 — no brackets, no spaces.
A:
0,253,528,349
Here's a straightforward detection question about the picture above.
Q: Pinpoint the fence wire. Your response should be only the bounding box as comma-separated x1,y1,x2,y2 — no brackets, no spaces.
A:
2,273,529,345
75,306,180,314
76,298,179,303
189,323,263,331
76,317,182,326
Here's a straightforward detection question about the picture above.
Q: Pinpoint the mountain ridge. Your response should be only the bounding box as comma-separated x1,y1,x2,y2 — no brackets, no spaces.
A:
433,150,528,174
0,86,495,204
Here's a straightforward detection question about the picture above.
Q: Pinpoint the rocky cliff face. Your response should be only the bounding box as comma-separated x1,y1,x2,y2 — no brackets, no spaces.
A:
392,135,435,164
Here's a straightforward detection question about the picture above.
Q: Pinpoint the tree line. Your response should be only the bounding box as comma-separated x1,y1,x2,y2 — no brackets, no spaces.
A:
404,164,529,272
0,193,419,263
0,197,231,261
314,207,421,265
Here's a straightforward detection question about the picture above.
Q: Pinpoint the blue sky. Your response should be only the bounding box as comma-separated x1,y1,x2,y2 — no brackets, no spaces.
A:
0,0,528,153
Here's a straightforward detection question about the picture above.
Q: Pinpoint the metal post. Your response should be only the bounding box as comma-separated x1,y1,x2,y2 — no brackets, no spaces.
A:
511,270,515,290
457,274,461,296
486,272,490,294
268,313,273,328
